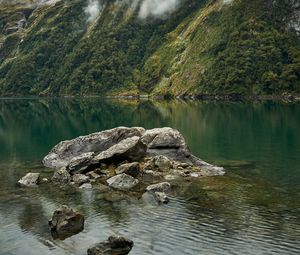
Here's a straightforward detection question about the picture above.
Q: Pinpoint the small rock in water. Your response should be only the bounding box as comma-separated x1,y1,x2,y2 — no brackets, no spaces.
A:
49,205,84,240
79,183,93,189
146,182,171,193
87,235,134,255
51,167,71,183
41,178,49,183
72,174,90,185
107,174,139,191
17,173,40,187
115,162,140,178
154,192,170,204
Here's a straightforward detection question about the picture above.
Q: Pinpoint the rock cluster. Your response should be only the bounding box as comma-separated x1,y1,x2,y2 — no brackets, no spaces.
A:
18,127,225,203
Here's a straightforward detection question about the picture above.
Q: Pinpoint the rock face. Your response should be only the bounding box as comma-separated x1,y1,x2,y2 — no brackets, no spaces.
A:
87,236,134,255
49,206,84,239
107,174,139,191
43,127,224,176
17,173,40,187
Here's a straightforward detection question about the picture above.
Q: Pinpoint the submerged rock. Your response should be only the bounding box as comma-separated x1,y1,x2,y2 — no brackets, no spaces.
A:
154,192,170,204
49,206,84,239
87,236,134,255
17,173,40,187
107,174,139,191
115,162,140,178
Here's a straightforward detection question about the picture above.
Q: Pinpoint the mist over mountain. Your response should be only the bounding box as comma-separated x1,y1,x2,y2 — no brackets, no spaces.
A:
0,0,299,97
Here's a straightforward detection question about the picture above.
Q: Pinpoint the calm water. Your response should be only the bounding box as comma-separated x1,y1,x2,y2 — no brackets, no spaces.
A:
0,98,299,255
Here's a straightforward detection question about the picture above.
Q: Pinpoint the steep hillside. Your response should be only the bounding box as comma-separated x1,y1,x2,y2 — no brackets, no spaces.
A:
0,0,299,97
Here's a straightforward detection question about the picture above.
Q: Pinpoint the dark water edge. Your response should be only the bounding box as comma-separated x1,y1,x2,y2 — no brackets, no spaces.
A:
0,98,300,255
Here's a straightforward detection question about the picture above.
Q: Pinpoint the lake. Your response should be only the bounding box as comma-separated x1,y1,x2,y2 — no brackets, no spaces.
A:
0,98,299,255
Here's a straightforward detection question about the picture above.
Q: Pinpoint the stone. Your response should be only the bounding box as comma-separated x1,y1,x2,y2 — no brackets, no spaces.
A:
154,192,170,204
72,174,90,185
86,171,102,179
115,162,140,178
92,136,147,164
49,206,84,239
41,178,49,183
17,173,40,187
87,235,134,255
67,152,95,174
43,127,145,169
153,155,171,171
51,167,71,183
141,170,163,182
146,182,171,193
107,174,139,191
79,183,93,189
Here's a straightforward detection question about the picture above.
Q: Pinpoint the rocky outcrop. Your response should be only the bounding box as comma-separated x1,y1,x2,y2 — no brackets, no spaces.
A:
42,127,225,205
49,206,84,239
43,127,224,176
87,236,134,255
107,174,139,191
17,173,40,187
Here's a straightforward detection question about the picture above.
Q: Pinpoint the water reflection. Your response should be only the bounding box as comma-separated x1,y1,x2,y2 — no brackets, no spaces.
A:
0,98,300,254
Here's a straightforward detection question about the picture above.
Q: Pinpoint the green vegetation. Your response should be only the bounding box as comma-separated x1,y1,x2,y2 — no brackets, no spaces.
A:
0,0,299,97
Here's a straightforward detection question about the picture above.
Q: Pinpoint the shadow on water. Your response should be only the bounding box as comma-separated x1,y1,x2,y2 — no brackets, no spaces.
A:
0,98,300,254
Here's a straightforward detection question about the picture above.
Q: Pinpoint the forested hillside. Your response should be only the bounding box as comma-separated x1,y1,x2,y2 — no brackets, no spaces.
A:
0,0,299,97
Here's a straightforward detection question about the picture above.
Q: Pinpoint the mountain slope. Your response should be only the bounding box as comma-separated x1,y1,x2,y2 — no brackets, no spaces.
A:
0,0,299,97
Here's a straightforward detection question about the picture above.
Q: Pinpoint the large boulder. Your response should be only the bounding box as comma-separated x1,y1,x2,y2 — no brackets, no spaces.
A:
141,128,224,175
17,173,40,187
91,136,147,164
43,127,145,168
49,206,84,239
107,174,139,191
88,236,134,255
